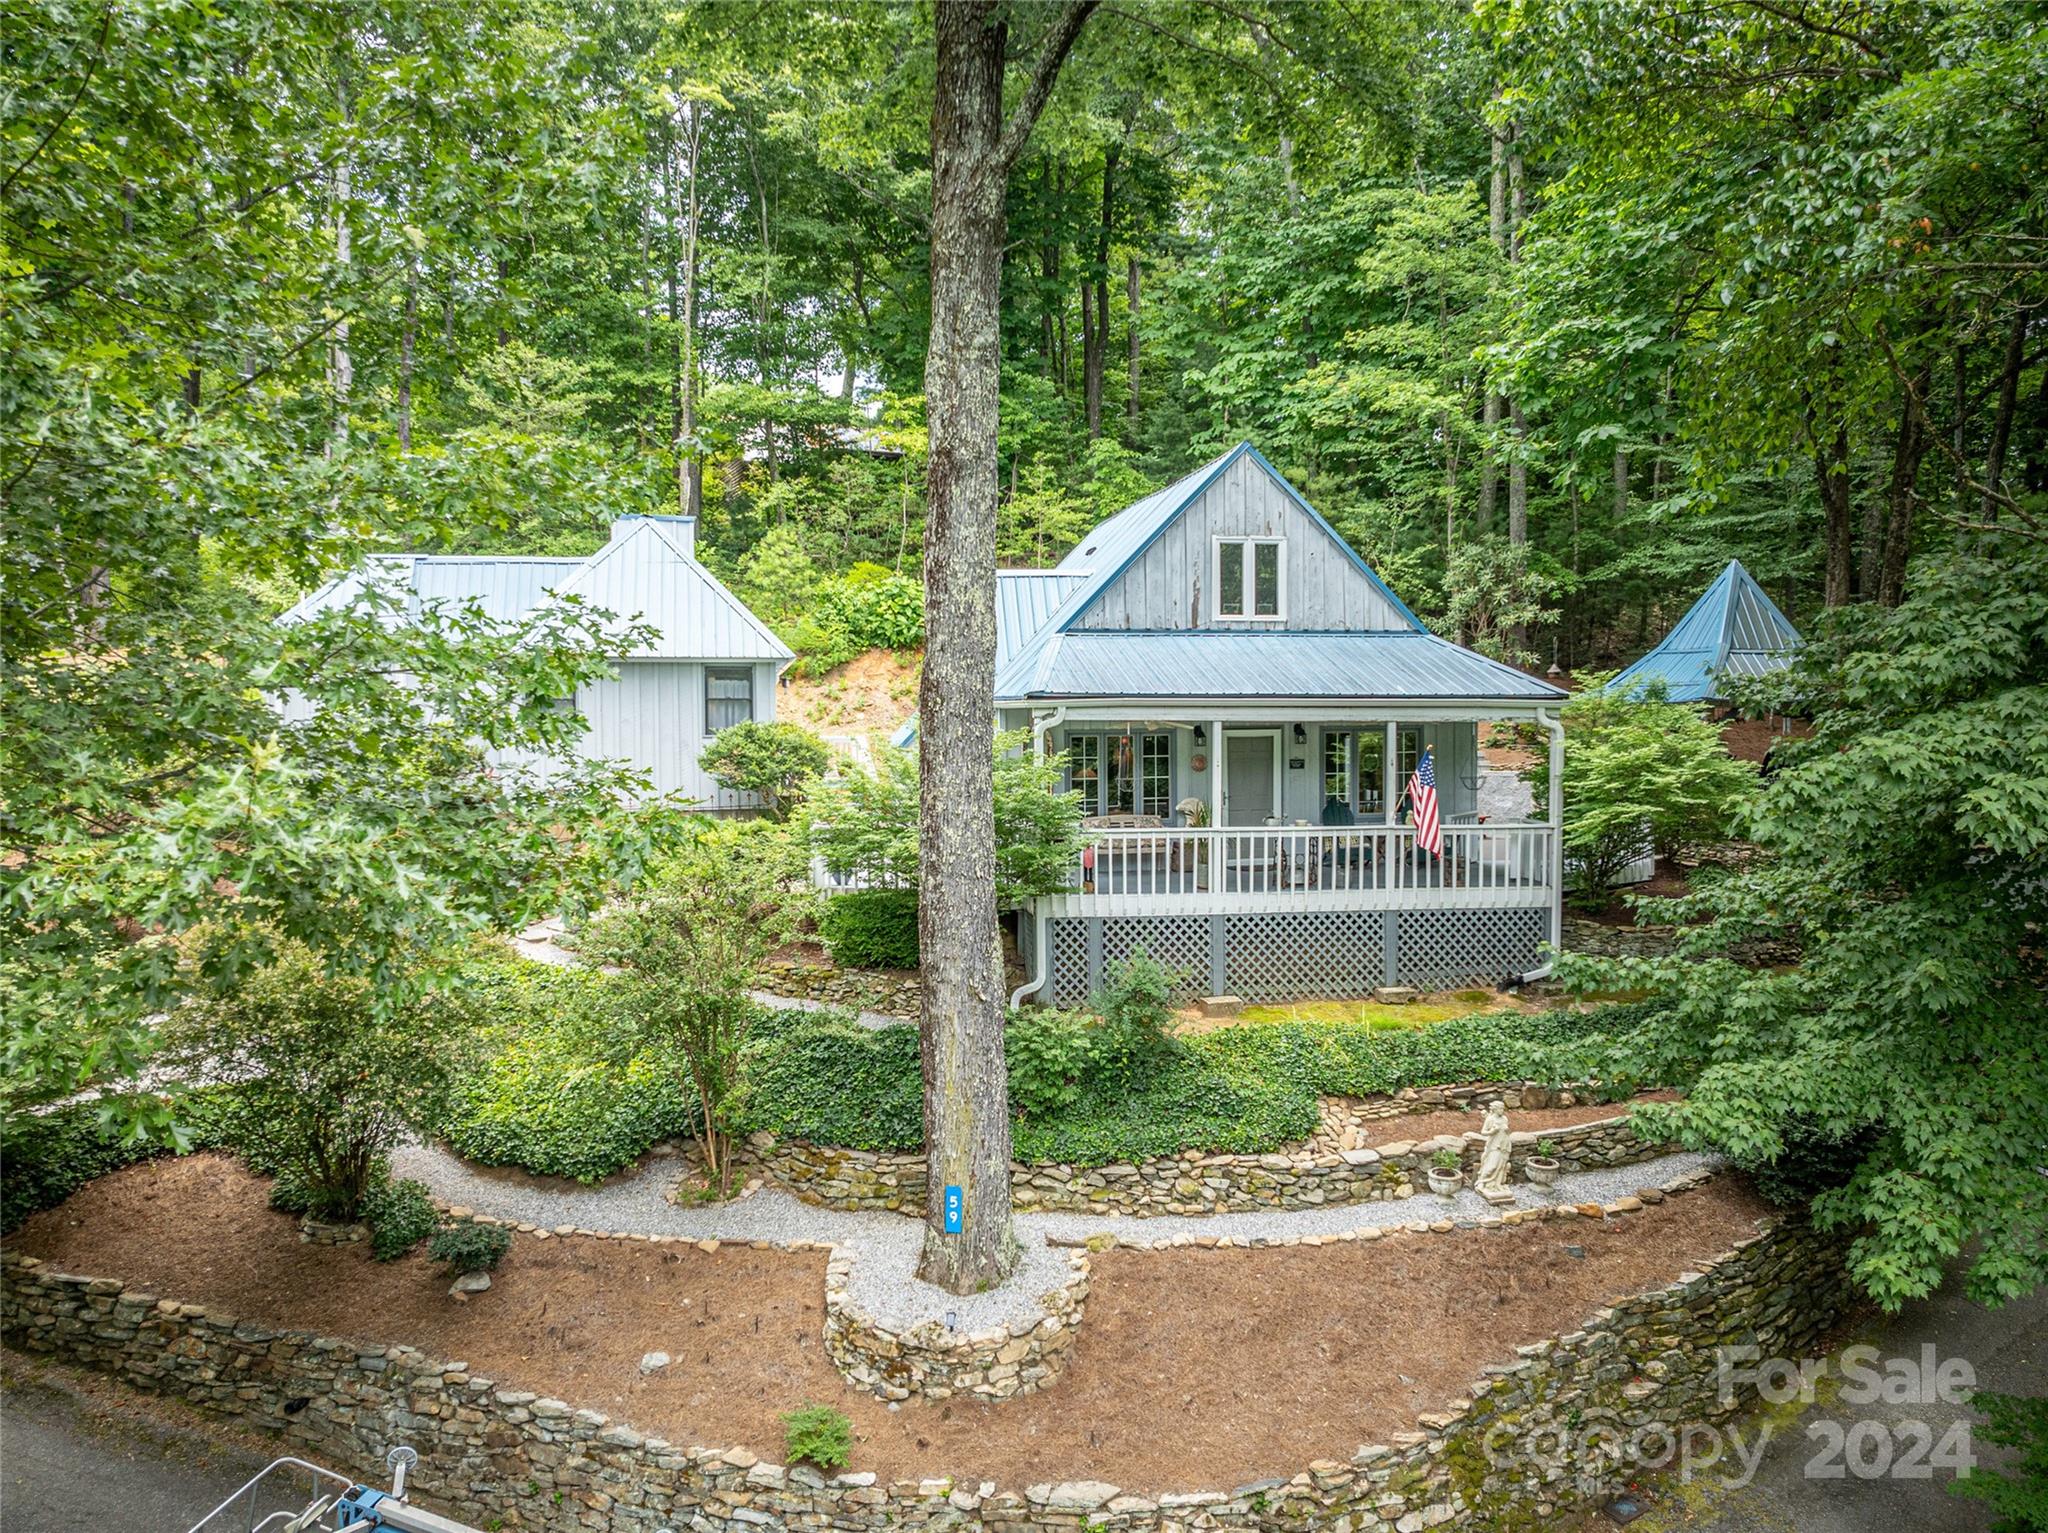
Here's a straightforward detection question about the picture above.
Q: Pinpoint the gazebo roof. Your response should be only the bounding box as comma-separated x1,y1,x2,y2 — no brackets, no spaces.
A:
1606,559,1802,704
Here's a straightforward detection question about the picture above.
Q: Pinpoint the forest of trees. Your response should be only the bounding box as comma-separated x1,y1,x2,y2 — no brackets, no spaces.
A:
15,1,2036,664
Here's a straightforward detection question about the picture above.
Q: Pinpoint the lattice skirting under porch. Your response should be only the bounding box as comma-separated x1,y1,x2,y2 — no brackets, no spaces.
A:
1037,907,1549,1006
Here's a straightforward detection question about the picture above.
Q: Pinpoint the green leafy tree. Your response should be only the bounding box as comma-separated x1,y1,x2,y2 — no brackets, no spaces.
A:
162,941,474,1221
1550,541,2048,1308
809,732,1084,904
583,825,795,1194
1528,679,1756,906
1952,1392,2048,1532
699,721,832,820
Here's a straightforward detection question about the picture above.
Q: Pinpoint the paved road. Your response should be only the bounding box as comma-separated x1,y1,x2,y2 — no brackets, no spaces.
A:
1624,1275,2048,1532
0,1357,290,1532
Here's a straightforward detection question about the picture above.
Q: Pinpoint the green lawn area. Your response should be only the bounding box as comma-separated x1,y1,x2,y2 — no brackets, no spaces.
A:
1236,990,1510,1030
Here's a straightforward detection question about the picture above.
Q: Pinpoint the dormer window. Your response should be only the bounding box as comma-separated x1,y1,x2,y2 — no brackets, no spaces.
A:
1214,536,1284,620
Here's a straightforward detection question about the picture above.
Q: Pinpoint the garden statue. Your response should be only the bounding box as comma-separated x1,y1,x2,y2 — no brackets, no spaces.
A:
1473,1099,1515,1203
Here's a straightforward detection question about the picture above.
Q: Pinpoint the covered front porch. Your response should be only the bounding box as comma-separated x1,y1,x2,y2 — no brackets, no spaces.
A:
1008,702,1566,1005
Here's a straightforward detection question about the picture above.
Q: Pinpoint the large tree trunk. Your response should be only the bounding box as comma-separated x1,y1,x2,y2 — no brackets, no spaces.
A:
1478,121,1507,532
1126,255,1141,437
679,99,704,519
397,260,417,450
1981,309,2027,521
1084,146,1117,440
917,0,1094,1295
1817,418,1853,607
1880,367,1931,607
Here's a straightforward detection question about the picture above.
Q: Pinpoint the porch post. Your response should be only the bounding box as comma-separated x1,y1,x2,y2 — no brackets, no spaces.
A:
1543,707,1564,958
1210,717,1224,825
1382,720,1398,824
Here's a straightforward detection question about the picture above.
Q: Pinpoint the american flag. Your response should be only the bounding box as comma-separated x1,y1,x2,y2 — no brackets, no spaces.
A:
1408,746,1442,858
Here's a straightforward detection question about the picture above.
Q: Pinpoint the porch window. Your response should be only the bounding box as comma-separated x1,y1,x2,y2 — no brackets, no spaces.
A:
1140,734,1171,816
1357,727,1425,814
1321,731,1355,808
1214,537,1284,620
1065,732,1171,816
705,666,754,733
1066,736,1103,811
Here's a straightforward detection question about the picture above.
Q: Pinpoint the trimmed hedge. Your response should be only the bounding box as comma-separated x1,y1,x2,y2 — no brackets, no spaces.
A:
435,961,697,1184
741,1002,1650,1166
816,889,920,970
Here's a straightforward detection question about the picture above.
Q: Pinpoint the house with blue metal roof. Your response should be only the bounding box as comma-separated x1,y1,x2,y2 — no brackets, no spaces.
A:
281,515,793,811
1604,559,1802,705
993,443,1569,1007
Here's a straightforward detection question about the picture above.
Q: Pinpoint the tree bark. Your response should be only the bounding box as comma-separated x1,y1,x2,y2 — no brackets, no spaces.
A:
330,157,351,446
1477,121,1507,532
1981,309,2027,521
918,0,1094,1296
1084,145,1117,440
680,98,703,520
397,260,417,450
1879,367,1930,607
1126,255,1141,437
1612,448,1628,526
1817,417,1853,607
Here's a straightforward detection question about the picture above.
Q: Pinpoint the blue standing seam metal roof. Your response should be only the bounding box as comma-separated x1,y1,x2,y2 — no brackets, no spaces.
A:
276,524,792,664
996,569,1087,668
277,555,586,627
999,630,1566,703
1605,559,1802,704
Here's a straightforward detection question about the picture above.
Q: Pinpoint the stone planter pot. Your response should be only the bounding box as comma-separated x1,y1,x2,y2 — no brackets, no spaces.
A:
1524,1156,1562,1188
1426,1167,1464,1197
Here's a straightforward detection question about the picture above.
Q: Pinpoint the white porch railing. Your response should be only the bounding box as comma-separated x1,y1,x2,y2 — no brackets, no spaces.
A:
1052,822,1557,913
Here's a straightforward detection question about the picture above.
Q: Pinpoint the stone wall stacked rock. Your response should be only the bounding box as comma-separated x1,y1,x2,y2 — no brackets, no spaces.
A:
0,1196,1855,1533
756,958,919,1017
756,1090,1673,1218
823,1249,1089,1401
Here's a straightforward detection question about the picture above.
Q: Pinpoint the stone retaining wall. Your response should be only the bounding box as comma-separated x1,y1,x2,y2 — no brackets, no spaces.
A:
758,1089,1673,1218
0,1183,1856,1533
823,1249,1090,1402
756,958,920,1017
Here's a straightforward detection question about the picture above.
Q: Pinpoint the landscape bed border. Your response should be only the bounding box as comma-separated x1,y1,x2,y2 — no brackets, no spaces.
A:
756,1083,1671,1217
0,1162,1857,1531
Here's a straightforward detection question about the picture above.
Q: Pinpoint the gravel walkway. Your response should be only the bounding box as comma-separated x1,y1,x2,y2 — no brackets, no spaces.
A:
390,1143,1723,1335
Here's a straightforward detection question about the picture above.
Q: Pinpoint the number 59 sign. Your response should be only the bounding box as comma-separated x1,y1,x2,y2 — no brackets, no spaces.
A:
943,1185,963,1234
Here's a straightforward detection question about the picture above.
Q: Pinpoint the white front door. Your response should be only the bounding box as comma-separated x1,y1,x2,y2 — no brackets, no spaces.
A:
1222,730,1282,825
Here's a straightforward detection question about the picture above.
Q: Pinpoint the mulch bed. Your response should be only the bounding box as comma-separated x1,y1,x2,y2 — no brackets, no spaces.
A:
8,1154,1773,1495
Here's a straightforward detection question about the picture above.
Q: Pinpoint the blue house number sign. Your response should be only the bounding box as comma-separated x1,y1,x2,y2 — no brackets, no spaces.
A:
943,1185,963,1234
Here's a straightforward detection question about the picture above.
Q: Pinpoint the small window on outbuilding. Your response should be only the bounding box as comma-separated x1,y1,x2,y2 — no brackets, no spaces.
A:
705,666,754,733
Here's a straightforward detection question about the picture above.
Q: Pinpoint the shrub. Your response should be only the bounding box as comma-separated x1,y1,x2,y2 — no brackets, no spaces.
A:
700,721,832,821
163,942,473,1222
361,1177,439,1261
1005,1010,1094,1120
780,1405,853,1471
1431,1147,1462,1171
1529,677,1758,906
1089,950,1181,1092
808,731,1083,904
438,965,696,1184
741,1021,925,1151
429,1219,511,1275
817,889,920,970
584,835,790,1195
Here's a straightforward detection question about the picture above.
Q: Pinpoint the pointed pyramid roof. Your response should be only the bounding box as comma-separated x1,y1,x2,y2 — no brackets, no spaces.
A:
1607,559,1802,704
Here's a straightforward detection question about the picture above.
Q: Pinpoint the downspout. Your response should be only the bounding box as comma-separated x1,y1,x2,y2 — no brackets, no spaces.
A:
1011,706,1070,1008
1517,705,1565,984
